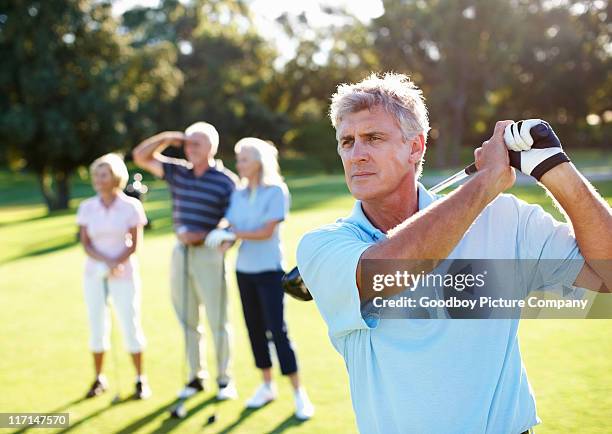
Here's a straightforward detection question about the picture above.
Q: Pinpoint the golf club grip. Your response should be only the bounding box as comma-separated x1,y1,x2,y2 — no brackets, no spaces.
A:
464,150,521,175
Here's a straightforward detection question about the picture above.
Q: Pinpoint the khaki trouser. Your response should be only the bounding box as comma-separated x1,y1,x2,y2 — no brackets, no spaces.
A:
170,241,232,385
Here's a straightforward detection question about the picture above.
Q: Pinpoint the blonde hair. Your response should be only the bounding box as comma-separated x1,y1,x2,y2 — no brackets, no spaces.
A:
185,121,220,155
330,72,430,177
89,153,130,190
234,137,283,186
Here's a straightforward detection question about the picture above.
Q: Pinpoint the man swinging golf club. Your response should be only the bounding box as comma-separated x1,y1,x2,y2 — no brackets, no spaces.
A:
133,122,238,402
297,73,611,434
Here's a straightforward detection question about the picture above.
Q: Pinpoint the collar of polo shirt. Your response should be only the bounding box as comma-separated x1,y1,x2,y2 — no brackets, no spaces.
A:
340,182,439,241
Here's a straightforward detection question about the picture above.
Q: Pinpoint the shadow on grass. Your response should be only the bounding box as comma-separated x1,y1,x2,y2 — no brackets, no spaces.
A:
214,407,257,434
9,394,134,434
23,239,79,258
114,395,216,434
0,208,77,228
1,237,79,266
265,413,307,434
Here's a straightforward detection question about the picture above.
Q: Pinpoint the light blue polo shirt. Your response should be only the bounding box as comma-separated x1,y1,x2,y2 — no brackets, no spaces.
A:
225,183,290,273
297,183,584,434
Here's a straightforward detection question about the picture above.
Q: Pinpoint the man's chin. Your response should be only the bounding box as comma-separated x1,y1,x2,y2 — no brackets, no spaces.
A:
349,185,383,202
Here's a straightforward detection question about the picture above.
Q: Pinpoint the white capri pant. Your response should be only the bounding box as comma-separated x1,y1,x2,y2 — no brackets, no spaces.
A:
83,274,147,353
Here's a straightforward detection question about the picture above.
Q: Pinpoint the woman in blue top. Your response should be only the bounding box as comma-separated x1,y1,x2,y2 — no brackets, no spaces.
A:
205,137,314,420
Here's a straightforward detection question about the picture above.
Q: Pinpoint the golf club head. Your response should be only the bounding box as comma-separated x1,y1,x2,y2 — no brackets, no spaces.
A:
111,394,121,404
206,413,217,425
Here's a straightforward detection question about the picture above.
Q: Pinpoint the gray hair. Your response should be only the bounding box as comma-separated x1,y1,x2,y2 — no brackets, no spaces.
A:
329,73,430,177
185,121,220,155
234,137,284,186
90,153,129,190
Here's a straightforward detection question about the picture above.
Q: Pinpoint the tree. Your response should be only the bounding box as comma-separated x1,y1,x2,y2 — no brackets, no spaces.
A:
372,0,526,166
266,7,379,171
502,0,611,148
0,0,181,210
121,0,288,155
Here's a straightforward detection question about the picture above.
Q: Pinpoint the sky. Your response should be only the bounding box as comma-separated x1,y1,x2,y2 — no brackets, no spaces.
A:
112,0,385,65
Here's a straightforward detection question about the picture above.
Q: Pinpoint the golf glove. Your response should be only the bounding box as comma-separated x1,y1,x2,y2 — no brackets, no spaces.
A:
503,119,570,180
205,229,236,248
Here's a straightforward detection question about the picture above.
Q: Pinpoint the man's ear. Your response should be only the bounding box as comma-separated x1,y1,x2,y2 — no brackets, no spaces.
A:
408,134,426,165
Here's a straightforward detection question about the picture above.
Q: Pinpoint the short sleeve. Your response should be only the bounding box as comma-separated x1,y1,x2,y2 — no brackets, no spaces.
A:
127,200,148,228
297,225,373,339
162,158,191,184
162,161,176,184
76,201,89,226
263,185,289,223
516,199,585,297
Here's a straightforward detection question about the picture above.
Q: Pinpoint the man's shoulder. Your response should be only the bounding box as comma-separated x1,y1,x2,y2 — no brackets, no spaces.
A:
211,165,239,188
162,157,191,169
488,193,546,219
161,157,190,181
298,221,364,255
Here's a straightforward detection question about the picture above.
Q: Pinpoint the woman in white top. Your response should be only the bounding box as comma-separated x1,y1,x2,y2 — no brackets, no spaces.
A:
76,154,150,400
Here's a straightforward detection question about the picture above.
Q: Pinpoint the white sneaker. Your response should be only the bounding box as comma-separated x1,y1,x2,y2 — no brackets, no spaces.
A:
245,382,277,408
216,381,238,401
177,378,204,399
294,388,314,420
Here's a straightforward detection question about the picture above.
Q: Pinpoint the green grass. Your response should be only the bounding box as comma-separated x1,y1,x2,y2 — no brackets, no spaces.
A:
0,170,611,434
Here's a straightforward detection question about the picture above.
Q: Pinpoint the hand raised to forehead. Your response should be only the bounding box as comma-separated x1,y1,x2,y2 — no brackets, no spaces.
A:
161,131,186,147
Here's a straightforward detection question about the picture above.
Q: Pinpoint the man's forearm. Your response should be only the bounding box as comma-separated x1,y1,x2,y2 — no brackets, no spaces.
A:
541,163,612,258
358,169,505,299
540,162,612,288
133,132,172,161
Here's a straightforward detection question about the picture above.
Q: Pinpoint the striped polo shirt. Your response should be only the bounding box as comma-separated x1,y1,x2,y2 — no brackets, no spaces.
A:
162,159,237,232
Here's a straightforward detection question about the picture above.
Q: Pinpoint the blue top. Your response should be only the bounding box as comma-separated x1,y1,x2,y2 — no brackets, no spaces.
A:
162,159,236,232
225,183,290,273
297,183,584,434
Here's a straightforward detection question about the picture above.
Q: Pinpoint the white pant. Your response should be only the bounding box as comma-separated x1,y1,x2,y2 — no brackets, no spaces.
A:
83,274,146,353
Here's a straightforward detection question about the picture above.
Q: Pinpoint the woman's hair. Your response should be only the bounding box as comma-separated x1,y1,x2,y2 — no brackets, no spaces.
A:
89,153,130,190
234,137,284,186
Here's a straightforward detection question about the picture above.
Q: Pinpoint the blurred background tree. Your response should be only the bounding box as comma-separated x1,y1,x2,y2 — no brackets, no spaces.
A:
0,0,181,209
122,0,288,154
1,0,609,210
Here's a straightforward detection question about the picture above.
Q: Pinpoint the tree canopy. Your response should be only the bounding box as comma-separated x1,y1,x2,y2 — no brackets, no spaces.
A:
1,0,609,210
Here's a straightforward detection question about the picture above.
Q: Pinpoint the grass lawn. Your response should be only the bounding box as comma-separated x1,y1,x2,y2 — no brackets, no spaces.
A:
0,170,610,434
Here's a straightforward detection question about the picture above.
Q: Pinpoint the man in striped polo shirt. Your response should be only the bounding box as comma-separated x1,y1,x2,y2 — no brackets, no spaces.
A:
133,122,238,401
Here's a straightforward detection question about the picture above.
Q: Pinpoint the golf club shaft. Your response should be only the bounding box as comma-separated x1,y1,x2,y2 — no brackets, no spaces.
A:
429,163,477,194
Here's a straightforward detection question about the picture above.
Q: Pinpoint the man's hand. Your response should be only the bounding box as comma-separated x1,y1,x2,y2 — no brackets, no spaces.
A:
503,119,570,180
133,130,186,178
159,131,186,147
474,120,516,195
